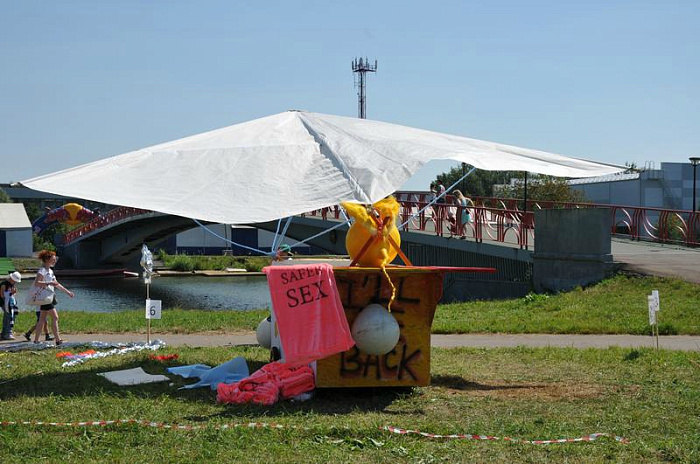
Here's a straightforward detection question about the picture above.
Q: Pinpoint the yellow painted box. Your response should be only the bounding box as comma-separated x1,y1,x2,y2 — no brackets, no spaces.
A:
315,266,447,388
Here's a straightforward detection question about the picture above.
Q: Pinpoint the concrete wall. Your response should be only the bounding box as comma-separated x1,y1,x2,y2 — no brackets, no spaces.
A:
533,208,612,292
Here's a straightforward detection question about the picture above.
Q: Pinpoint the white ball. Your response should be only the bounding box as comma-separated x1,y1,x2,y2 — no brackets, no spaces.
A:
256,316,272,349
351,304,400,355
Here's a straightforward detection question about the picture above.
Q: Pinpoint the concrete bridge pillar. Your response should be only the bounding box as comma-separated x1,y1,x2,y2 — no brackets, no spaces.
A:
533,208,612,292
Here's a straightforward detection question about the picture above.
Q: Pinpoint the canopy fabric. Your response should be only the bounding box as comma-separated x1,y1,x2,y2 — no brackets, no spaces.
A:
22,111,624,224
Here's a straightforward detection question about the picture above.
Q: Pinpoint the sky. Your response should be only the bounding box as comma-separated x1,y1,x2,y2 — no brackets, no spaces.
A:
1,1,698,190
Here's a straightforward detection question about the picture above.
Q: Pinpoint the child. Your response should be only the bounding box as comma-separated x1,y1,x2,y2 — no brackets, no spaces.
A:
32,250,73,345
6,294,20,339
1,271,22,340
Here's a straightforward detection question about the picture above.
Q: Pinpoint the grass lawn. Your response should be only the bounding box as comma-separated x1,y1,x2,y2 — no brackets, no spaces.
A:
435,274,700,335
35,309,267,335
0,345,698,462
21,273,699,336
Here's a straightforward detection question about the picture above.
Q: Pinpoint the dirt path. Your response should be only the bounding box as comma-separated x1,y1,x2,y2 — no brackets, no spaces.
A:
5,332,697,351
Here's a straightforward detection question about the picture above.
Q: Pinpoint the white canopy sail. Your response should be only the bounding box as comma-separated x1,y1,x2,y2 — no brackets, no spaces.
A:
22,110,624,224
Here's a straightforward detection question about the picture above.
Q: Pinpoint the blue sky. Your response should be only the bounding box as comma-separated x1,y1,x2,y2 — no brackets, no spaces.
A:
1,1,698,189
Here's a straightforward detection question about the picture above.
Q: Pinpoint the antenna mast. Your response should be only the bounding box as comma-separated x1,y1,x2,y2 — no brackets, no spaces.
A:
351,57,377,119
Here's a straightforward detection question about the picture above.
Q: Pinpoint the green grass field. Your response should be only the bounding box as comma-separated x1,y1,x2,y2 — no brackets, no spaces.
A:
434,274,700,335
2,273,699,462
14,273,697,336
0,346,698,462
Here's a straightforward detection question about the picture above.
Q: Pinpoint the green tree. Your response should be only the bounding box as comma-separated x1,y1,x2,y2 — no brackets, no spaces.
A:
503,174,587,203
434,166,586,203
0,187,11,203
435,164,519,198
33,233,56,252
24,203,42,223
624,161,640,174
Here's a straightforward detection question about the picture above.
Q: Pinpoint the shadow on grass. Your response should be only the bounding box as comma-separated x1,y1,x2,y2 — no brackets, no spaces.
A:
431,374,546,392
0,357,218,404
0,356,422,418
5,352,538,419
209,386,419,420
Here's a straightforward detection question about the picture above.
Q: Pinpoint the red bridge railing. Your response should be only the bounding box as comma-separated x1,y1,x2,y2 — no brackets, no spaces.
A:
63,206,151,245
394,192,700,248
304,197,535,249
64,194,700,249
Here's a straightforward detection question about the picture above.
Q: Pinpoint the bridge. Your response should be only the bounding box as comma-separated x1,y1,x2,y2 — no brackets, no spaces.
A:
59,194,700,299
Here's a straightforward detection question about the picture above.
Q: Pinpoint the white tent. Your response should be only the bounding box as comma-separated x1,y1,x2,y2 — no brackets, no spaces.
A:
22,111,624,224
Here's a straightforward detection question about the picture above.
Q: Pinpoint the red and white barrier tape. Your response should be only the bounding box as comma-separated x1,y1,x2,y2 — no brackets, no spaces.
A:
0,419,287,431
0,420,628,444
384,426,630,444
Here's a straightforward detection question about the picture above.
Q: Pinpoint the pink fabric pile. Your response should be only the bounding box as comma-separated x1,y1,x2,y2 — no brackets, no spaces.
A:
217,361,315,406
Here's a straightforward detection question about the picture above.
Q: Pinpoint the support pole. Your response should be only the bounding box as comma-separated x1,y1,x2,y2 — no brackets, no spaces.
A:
146,283,151,344
692,160,698,213
523,172,528,212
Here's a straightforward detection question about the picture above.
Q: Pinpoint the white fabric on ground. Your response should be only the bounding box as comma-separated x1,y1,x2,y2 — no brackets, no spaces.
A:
98,367,170,386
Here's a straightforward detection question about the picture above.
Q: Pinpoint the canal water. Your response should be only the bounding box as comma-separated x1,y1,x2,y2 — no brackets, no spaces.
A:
14,275,272,313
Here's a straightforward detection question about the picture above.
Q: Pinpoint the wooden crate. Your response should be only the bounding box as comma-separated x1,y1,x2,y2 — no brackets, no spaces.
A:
315,267,445,388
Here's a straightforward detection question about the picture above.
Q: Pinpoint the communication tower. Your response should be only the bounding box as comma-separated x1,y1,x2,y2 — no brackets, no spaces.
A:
351,57,377,119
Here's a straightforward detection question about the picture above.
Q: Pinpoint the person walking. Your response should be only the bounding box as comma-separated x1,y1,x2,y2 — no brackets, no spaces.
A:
435,180,446,204
453,190,472,238
31,250,74,345
23,311,53,342
1,271,22,340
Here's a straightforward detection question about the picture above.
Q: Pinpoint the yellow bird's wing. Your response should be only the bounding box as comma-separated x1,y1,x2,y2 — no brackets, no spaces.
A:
341,202,375,230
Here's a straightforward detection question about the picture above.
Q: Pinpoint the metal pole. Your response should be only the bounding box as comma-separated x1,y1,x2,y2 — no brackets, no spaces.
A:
359,71,366,119
690,157,700,212
653,309,659,351
693,163,698,213
352,58,377,120
147,283,151,344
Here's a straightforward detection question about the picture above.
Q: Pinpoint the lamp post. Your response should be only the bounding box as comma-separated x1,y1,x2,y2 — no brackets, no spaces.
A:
691,157,700,212
523,172,528,212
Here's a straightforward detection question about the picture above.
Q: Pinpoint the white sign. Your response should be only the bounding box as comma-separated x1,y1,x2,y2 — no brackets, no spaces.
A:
145,299,162,320
647,295,657,325
652,290,660,311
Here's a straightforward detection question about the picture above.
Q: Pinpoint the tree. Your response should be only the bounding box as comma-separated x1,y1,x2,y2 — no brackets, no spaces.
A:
0,187,11,203
434,166,587,203
23,203,42,223
435,165,520,198
502,174,587,203
624,161,640,174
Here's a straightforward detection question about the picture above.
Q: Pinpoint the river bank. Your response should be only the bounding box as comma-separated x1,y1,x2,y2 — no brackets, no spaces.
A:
10,275,272,313
157,270,265,277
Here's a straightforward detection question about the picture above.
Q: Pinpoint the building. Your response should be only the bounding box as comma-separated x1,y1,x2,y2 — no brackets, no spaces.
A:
568,162,698,210
0,203,32,257
1,183,109,212
168,224,316,255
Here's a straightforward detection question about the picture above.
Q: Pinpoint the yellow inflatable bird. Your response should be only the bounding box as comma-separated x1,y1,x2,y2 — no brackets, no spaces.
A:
342,196,401,268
